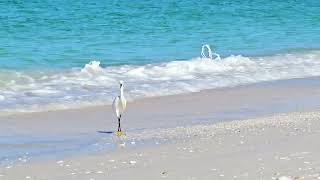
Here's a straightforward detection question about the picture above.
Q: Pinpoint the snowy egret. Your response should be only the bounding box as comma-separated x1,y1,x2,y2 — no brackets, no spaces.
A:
112,81,127,132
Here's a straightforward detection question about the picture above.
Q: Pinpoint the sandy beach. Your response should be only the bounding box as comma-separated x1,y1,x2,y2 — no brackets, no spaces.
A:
0,77,320,179
2,111,320,179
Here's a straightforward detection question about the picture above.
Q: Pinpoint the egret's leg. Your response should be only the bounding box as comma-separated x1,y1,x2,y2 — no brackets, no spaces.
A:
118,118,121,132
119,115,122,132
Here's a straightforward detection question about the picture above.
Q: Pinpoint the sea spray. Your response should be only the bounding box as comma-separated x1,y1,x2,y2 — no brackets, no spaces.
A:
201,44,221,60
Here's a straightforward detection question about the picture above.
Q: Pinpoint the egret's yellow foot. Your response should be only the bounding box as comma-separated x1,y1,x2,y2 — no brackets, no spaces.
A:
116,131,125,137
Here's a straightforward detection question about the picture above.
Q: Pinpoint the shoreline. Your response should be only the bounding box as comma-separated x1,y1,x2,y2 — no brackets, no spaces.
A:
1,76,320,163
1,60,320,116
2,75,320,117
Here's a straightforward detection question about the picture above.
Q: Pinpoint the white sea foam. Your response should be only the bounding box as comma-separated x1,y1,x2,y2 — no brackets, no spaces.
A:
0,50,320,114
80,61,104,75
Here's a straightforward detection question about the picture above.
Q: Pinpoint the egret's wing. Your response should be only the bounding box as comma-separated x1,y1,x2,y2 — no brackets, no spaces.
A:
121,96,127,112
112,96,120,118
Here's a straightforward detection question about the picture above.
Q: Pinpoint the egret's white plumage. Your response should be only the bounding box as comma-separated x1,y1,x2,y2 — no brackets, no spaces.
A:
113,81,127,132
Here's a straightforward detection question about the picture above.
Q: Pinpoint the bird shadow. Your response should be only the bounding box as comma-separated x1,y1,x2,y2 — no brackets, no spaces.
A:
97,131,114,134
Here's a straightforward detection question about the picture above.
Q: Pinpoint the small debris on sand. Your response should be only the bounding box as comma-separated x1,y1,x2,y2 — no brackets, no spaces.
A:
56,161,64,164
129,160,137,165
161,171,167,175
277,176,292,180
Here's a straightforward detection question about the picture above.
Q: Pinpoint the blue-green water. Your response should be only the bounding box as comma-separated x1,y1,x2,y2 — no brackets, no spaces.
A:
2,0,320,69
1,0,320,113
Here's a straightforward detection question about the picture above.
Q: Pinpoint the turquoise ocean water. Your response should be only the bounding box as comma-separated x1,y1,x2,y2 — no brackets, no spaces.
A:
1,0,320,113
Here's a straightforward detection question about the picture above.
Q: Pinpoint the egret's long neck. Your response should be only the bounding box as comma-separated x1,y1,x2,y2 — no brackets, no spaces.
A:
120,86,124,97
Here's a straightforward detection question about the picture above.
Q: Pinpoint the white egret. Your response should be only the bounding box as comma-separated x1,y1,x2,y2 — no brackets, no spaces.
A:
112,81,127,132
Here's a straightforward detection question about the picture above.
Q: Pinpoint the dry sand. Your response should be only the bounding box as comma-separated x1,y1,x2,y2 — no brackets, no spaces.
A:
1,111,320,180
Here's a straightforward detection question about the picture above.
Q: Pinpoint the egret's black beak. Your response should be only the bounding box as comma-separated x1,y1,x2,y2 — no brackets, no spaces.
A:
120,84,122,88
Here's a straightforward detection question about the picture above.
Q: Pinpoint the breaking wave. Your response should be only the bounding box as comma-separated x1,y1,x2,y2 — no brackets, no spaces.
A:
1,49,320,114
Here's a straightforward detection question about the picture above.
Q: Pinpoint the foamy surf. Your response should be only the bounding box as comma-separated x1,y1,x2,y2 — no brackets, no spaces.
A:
0,49,320,115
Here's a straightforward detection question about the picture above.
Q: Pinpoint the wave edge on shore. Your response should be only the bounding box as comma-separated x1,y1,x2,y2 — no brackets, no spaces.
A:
0,49,320,114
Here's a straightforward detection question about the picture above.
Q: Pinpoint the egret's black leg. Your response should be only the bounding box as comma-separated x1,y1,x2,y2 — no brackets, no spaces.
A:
119,115,122,132
118,118,121,132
